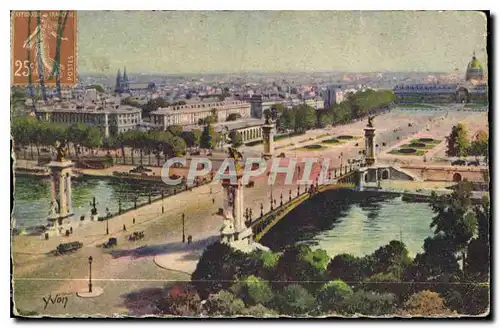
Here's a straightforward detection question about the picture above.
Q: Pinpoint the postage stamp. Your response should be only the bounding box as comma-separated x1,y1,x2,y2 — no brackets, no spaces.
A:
10,10,490,319
11,10,77,87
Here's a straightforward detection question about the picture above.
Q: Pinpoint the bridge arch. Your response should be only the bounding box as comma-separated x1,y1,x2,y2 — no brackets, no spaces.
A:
453,172,462,182
381,169,390,180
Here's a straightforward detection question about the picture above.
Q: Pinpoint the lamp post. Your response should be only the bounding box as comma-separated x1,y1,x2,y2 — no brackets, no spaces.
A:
260,203,264,217
289,189,292,202
118,199,122,214
161,190,165,214
270,188,274,210
182,213,185,243
280,193,283,206
88,256,93,293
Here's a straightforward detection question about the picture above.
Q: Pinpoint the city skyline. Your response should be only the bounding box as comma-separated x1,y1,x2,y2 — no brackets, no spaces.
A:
78,11,488,75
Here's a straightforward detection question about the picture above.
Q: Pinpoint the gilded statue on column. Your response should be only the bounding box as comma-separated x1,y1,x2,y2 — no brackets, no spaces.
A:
55,140,67,162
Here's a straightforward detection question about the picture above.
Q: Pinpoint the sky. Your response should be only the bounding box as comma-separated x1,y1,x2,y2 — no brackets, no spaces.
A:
77,11,488,74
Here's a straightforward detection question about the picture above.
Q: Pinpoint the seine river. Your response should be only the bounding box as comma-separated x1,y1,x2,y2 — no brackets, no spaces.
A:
12,175,174,229
260,189,435,258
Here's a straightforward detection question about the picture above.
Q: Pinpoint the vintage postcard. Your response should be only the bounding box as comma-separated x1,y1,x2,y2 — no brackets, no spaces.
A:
11,10,490,318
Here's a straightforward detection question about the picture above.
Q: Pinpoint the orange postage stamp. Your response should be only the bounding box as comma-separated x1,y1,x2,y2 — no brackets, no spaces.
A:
11,10,77,87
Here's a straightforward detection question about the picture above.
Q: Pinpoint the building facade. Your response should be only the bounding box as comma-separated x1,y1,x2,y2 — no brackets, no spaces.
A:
150,100,251,130
323,85,344,109
394,53,488,104
35,102,142,138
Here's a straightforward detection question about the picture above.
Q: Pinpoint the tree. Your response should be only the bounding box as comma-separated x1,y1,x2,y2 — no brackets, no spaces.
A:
226,113,242,122
167,125,184,137
121,97,141,108
277,108,295,132
230,275,274,307
273,284,315,316
181,130,202,148
316,280,353,313
272,245,324,292
465,196,490,281
369,240,412,278
398,290,454,316
317,109,333,128
67,122,88,159
326,253,365,283
340,290,396,316
154,283,201,316
468,130,488,160
446,123,470,158
163,136,186,158
229,130,242,148
293,104,316,132
200,123,218,149
191,242,257,299
202,290,246,316
81,126,103,154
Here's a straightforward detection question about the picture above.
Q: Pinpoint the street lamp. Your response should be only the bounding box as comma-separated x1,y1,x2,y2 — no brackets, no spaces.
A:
88,256,93,293
161,190,165,214
260,203,264,217
182,213,186,243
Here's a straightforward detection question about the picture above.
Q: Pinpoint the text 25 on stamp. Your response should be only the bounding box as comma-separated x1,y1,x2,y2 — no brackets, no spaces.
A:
11,11,77,86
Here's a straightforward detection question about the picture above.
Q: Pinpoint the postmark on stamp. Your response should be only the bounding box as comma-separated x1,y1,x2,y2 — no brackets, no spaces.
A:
11,10,77,87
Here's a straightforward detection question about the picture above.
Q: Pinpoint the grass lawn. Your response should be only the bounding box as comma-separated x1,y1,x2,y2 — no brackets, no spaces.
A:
390,148,426,156
410,138,441,145
295,144,327,151
322,138,341,144
396,103,437,108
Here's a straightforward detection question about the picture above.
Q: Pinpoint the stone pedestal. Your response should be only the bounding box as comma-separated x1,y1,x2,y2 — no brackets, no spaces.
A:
47,160,74,235
262,124,275,159
364,127,376,167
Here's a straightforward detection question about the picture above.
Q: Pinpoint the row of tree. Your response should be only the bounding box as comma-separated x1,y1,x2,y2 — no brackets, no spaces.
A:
12,117,222,164
446,123,489,161
153,181,489,317
272,89,395,133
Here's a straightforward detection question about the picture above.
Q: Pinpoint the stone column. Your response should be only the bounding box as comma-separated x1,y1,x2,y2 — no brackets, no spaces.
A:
262,124,275,159
59,170,67,218
49,173,57,217
104,113,109,138
233,179,244,234
66,173,73,214
364,127,376,166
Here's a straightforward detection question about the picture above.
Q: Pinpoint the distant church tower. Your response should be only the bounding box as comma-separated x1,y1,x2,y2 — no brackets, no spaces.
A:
115,67,130,94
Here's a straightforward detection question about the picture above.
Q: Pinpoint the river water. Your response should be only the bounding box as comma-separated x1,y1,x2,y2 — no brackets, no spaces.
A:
260,189,435,258
12,175,174,229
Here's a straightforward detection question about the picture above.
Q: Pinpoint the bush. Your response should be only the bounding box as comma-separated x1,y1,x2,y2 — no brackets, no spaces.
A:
154,284,201,316
274,284,315,316
203,290,246,316
230,275,274,307
340,290,396,316
327,253,365,283
398,290,454,316
316,280,353,313
192,242,256,299
243,304,278,317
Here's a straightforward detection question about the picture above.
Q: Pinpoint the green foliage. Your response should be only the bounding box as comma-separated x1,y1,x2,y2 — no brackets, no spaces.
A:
203,290,246,316
369,240,412,278
340,290,396,316
317,109,333,128
163,136,187,158
316,280,353,313
327,253,366,283
192,242,260,299
303,248,330,272
468,130,488,159
257,250,281,270
277,108,295,132
200,123,218,149
181,129,202,148
273,245,325,291
226,113,242,121
167,125,184,137
242,304,278,317
86,84,105,93
230,275,274,307
121,96,142,108
142,97,169,117
446,123,470,158
293,104,316,132
274,284,316,316
229,130,243,148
